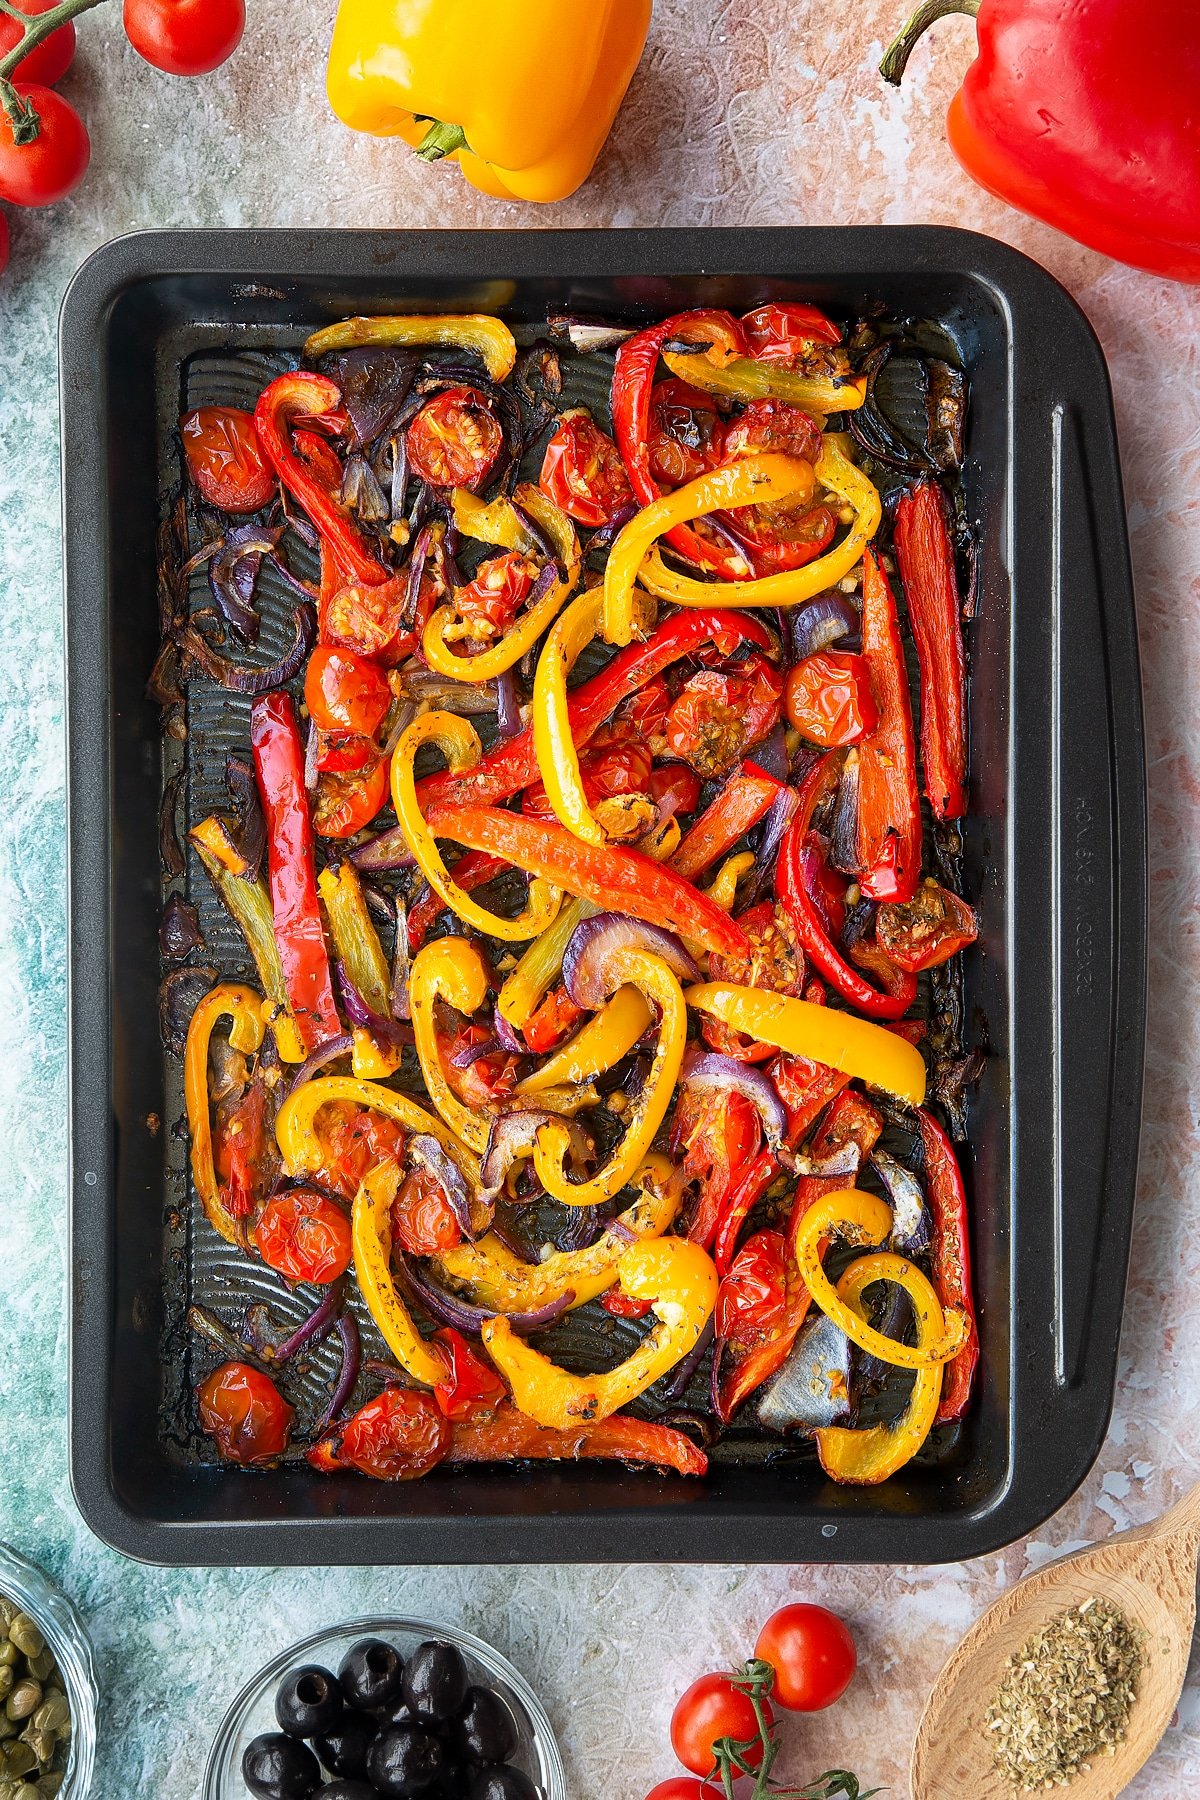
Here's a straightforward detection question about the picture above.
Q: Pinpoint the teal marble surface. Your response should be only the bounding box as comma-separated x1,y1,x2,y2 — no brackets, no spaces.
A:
2,4,1200,1795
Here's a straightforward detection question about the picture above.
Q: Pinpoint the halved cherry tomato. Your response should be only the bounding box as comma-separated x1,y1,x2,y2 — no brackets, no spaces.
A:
522,984,586,1056
741,302,842,368
876,880,979,972
313,1105,406,1202
704,901,806,1062
444,1022,521,1110
432,1327,507,1420
723,396,822,465
754,1603,857,1712
647,378,728,488
197,1362,293,1465
672,1087,762,1250
664,653,784,779
647,762,703,821
522,727,653,823
310,1387,450,1481
670,1673,771,1777
0,0,75,90
180,406,275,512
391,1164,464,1257
539,408,633,528
453,551,539,638
616,672,672,746
716,1230,789,1346
407,386,502,490
252,1186,352,1284
311,757,390,839
315,730,375,774
325,570,435,667
305,643,391,736
733,499,838,577
785,651,878,747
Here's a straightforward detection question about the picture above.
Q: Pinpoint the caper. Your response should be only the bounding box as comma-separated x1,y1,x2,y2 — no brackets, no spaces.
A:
17,1730,52,1768
35,1777,63,1800
0,1782,20,1800
0,1716,16,1741
0,1674,12,1706
30,1696,67,1740
21,1660,51,1691
7,1624,41,1664
0,1649,16,1673
0,1745,35,1780
4,1685,39,1725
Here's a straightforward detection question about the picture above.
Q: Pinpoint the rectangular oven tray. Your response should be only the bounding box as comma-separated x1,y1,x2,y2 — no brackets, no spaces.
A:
62,227,1145,1565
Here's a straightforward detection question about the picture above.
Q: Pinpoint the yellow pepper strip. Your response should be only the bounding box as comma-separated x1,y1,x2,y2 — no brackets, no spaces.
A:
184,983,266,1246
451,487,537,553
705,850,756,915
635,440,882,617
499,895,597,1030
409,938,492,1155
684,982,926,1106
517,985,652,1095
814,1254,945,1485
392,711,562,942
433,1156,682,1314
318,862,402,1079
602,451,814,647
660,348,867,416
191,832,307,1063
276,1074,480,1183
532,589,608,843
351,1158,449,1389
483,1236,717,1428
533,950,687,1207
423,486,580,683
794,1190,968,1369
303,314,516,381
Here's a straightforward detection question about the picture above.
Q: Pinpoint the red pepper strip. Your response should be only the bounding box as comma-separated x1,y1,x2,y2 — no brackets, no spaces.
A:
713,1146,778,1277
417,608,773,817
423,804,749,960
406,851,507,953
612,315,748,576
671,764,783,883
254,374,390,589
919,1107,979,1423
857,548,921,903
778,756,918,1020
250,692,343,1051
445,1401,707,1477
894,482,968,821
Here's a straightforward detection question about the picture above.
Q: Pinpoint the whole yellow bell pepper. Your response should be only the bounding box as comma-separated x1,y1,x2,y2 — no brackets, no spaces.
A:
184,982,265,1246
325,0,652,204
352,1157,449,1389
483,1236,717,1428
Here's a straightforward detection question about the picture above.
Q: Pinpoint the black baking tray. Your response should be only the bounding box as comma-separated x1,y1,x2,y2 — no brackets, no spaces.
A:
62,227,1145,1566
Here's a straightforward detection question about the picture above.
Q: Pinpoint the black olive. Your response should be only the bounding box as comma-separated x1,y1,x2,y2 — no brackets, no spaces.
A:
242,1731,321,1800
468,1770,537,1800
367,1723,445,1797
314,1711,378,1779
436,1755,470,1799
380,1697,415,1727
402,1642,468,1724
276,1665,345,1738
313,1785,378,1800
339,1637,407,1713
451,1689,517,1767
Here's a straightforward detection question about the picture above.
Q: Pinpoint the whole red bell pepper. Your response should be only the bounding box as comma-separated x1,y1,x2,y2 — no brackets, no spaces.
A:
671,762,783,883
918,1107,979,1423
254,374,391,589
880,0,1200,284
250,691,342,1050
857,547,921,903
894,481,967,821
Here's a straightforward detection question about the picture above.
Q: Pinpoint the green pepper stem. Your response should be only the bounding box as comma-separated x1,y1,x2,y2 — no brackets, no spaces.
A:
0,0,109,139
414,118,468,163
878,0,981,86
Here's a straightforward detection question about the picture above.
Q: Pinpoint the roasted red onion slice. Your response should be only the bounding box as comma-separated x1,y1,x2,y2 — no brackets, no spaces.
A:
479,1110,593,1204
662,1316,715,1405
408,1133,480,1239
324,347,418,448
159,893,204,960
159,964,217,1057
283,1032,355,1097
208,523,283,644
746,722,788,783
744,786,800,908
316,1309,362,1433
179,602,317,695
829,749,861,875
396,1253,574,1337
546,311,636,354
871,1148,930,1252
495,667,523,739
680,1049,789,1158
224,753,266,882
272,1274,348,1364
787,592,861,662
349,826,415,873
336,968,412,1053
562,912,700,1009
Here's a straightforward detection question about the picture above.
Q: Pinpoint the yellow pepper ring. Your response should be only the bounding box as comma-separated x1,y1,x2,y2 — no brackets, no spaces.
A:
183,982,265,1243
516,985,652,1095
660,348,867,417
392,710,563,943
684,981,926,1106
602,451,814,646
422,486,581,683
351,1158,449,1389
408,937,493,1155
635,440,882,616
482,1236,718,1429
814,1253,945,1486
303,314,517,381
532,949,687,1207
532,588,606,844
275,1074,480,1184
795,1190,968,1369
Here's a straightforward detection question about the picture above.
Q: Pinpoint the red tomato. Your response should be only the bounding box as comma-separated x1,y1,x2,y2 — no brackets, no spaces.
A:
0,0,75,86
600,1287,654,1319
407,386,502,490
672,1088,762,1250
319,1387,450,1481
734,501,837,576
431,1327,506,1420
123,0,245,76
324,570,431,667
876,881,978,973
785,651,877,747
311,756,389,840
616,672,672,745
741,302,842,368
314,730,374,774
644,1784,721,1800
305,642,391,736
647,379,728,488
539,408,633,528
647,762,703,822
723,396,822,466
197,1362,293,1465
443,1022,521,1110
754,1604,857,1712
522,729,652,823
253,1187,353,1284
670,1673,771,1777
664,653,784,779
521,984,586,1056
391,1164,463,1257
704,902,806,1061
716,1230,789,1347
212,1077,275,1219
314,1106,406,1201
0,86,89,207
180,407,275,512
453,551,539,638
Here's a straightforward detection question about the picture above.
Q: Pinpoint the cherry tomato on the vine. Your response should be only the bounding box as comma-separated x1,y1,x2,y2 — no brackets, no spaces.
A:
0,85,89,207
644,1782,722,1800
754,1603,857,1712
123,0,245,77
670,1673,771,1777
407,385,502,490
0,0,76,86
252,1186,353,1285
181,406,275,512
197,1361,293,1465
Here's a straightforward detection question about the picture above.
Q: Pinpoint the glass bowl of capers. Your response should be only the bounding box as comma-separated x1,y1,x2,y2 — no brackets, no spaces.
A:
0,1543,96,1799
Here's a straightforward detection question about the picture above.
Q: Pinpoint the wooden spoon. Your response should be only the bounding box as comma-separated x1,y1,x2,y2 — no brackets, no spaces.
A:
911,1482,1200,1800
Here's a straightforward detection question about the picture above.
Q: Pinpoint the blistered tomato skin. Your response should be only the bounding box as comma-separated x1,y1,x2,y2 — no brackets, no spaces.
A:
181,406,276,511
253,1186,353,1284
197,1361,293,1465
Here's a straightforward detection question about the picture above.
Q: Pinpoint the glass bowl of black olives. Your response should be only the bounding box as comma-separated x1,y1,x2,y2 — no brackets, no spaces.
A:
203,1619,565,1800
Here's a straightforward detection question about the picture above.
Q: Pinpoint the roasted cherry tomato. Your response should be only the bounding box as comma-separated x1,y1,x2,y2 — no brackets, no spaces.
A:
704,902,806,1061
181,406,276,512
391,1164,464,1258
668,308,749,366
785,650,878,747
325,570,433,667
647,379,728,488
754,1603,857,1712
0,85,89,208
600,1287,655,1319
314,730,375,774
453,551,539,638
741,302,842,369
716,1230,789,1347
732,499,838,576
672,1087,762,1250
444,1022,521,1110
521,984,586,1056
197,1361,293,1465
123,0,244,75
723,396,822,465
305,642,391,736
252,1186,353,1284
431,1327,506,1420
407,386,502,490
647,762,703,822
670,1673,771,1777
664,652,784,779
314,1105,406,1202
0,0,75,86
522,728,652,823
311,757,390,840
213,1075,276,1219
313,1388,450,1481
539,407,633,528
876,879,979,972
616,672,672,746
